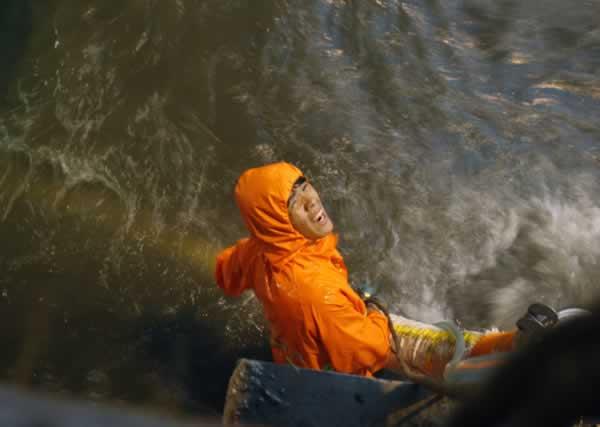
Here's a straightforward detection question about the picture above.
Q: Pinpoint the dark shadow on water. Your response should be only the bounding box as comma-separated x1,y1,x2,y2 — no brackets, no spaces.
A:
0,0,32,101
0,283,271,417
137,304,271,415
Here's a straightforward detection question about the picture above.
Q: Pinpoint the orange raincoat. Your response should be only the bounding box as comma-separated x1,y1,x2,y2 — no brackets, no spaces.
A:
215,162,391,376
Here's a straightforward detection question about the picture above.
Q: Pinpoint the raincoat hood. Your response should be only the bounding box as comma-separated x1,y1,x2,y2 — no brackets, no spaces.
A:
234,162,333,265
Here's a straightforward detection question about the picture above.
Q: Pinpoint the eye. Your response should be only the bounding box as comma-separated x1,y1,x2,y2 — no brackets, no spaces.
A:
288,182,310,208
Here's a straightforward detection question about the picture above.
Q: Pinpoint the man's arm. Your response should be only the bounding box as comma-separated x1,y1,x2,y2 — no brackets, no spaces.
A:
313,293,393,376
215,238,256,296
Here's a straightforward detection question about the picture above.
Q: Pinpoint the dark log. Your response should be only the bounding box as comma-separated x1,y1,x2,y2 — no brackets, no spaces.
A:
223,359,456,427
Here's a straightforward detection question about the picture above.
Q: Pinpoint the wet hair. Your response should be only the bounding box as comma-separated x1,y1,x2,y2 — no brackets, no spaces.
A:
287,176,306,206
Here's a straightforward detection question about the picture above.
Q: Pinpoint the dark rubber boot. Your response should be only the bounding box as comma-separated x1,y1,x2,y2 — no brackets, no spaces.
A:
515,303,559,347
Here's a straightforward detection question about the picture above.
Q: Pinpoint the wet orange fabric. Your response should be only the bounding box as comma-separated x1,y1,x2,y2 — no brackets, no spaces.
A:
469,331,517,357
215,162,391,376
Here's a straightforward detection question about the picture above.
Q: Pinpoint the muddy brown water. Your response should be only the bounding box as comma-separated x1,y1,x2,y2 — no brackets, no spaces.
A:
0,0,599,417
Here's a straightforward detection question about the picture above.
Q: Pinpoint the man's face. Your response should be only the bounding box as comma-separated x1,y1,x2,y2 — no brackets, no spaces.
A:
288,180,333,240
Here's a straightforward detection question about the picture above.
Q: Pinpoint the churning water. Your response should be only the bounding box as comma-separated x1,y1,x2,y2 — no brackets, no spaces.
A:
0,0,599,415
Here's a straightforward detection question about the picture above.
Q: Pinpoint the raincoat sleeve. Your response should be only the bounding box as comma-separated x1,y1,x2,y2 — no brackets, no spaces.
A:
314,292,392,376
215,238,257,297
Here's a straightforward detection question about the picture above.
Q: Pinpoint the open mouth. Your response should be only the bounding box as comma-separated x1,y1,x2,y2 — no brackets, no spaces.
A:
314,209,328,225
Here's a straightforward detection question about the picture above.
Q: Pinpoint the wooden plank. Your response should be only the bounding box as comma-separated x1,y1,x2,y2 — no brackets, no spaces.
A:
223,359,456,427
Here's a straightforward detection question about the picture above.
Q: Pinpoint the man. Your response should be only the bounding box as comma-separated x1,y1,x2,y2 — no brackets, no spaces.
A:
215,162,400,376
215,162,531,380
